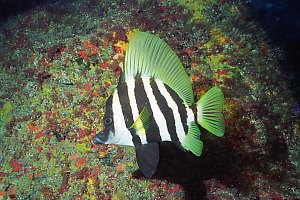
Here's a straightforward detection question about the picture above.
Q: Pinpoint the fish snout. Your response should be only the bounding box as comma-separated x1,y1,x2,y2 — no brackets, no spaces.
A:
92,131,106,145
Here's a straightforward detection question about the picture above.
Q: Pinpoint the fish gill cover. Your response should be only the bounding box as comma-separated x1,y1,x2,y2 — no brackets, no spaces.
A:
0,0,299,199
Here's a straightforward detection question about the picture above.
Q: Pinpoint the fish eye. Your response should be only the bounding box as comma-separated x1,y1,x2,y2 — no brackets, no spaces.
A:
104,117,113,125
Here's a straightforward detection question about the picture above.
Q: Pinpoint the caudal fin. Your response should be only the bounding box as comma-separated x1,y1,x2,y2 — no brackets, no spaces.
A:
196,87,225,137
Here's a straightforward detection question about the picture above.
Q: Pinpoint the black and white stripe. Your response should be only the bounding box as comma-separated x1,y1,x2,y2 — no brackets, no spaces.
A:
111,77,194,146
135,78,162,143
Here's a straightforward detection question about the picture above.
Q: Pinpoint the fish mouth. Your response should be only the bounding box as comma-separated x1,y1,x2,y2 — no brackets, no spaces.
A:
92,132,105,145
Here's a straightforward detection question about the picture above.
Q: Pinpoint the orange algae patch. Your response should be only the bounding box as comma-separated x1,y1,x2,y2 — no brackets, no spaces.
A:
9,186,15,196
114,46,122,53
83,41,97,52
191,74,199,82
77,50,88,60
83,41,89,49
27,122,39,131
28,173,33,180
184,48,193,55
0,190,6,197
78,40,98,60
91,48,98,55
75,156,87,167
116,163,126,173
92,91,99,97
36,172,42,177
70,153,79,160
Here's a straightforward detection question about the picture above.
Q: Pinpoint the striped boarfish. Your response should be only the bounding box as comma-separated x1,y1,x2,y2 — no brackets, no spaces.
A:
93,31,225,178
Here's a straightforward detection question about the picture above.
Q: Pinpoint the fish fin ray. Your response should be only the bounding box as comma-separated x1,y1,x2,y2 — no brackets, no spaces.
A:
181,121,203,156
197,86,225,137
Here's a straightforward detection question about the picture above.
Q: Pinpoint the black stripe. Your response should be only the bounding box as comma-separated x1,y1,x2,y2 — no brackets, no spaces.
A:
104,95,115,133
150,80,179,142
135,78,161,143
117,82,134,128
134,78,149,112
117,82,142,147
165,84,188,134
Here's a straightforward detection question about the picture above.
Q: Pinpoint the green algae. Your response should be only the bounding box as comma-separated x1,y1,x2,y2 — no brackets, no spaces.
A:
112,190,127,200
0,102,13,124
177,0,216,23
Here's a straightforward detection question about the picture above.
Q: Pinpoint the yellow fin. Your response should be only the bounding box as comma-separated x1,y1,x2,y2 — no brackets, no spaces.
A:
130,106,151,137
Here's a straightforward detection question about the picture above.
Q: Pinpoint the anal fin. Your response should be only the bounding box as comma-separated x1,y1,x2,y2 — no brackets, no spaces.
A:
181,122,203,156
136,143,159,178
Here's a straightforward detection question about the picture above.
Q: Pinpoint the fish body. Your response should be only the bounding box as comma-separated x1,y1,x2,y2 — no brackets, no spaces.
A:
93,31,225,178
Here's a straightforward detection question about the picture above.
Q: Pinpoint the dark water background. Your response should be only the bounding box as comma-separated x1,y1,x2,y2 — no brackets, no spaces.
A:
244,0,300,101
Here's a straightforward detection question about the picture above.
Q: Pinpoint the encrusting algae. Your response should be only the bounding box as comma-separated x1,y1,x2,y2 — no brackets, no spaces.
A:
0,0,299,199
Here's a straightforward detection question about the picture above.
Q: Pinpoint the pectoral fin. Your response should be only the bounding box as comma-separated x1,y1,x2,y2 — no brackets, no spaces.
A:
136,143,159,178
130,106,152,137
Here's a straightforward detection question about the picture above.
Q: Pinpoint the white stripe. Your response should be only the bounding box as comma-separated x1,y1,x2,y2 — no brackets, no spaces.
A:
142,77,171,141
186,107,195,132
156,80,186,143
126,78,147,144
111,90,134,146
127,78,139,119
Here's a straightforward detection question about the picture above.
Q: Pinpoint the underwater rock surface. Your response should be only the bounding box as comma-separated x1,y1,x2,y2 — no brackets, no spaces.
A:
0,0,299,199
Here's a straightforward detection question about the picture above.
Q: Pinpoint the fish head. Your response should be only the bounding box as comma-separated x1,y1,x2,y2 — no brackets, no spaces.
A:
93,95,120,145
92,118,114,145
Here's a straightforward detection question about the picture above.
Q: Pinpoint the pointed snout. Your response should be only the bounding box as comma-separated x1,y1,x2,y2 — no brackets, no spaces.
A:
92,131,105,145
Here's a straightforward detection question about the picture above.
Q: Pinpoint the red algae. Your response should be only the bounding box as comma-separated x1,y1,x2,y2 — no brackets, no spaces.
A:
9,160,21,172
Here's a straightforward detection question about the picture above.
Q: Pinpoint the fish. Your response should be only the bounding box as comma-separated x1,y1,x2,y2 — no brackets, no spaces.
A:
92,31,225,178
